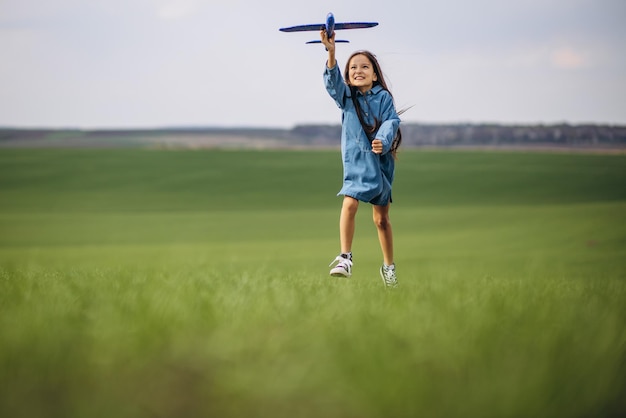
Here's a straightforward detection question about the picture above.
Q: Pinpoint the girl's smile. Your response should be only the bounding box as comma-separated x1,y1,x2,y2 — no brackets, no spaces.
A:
348,54,378,93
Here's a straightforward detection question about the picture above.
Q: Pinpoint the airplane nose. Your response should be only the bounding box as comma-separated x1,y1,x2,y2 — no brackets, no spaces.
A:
326,12,335,34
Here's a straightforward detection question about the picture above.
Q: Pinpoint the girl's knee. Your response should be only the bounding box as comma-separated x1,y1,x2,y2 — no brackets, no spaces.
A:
373,213,391,230
342,197,359,214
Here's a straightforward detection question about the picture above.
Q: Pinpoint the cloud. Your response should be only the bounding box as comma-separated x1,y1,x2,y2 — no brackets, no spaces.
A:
550,47,587,69
155,0,197,20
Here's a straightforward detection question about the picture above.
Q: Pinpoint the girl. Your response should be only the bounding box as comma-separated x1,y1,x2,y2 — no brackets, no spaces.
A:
321,30,402,288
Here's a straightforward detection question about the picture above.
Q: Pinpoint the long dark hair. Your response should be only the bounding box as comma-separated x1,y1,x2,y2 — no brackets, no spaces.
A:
344,50,402,158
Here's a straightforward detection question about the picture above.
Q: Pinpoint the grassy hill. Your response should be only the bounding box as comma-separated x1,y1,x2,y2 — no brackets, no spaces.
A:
0,149,625,417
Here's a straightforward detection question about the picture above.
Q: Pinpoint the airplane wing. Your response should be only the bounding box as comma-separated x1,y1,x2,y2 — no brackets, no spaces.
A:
279,24,324,32
279,22,378,32
334,22,378,30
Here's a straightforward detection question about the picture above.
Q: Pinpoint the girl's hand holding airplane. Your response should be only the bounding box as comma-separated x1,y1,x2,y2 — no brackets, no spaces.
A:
321,30,337,68
320,29,335,51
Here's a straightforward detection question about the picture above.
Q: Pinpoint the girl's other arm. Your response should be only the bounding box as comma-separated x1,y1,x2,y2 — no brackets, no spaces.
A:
372,93,400,155
320,29,336,68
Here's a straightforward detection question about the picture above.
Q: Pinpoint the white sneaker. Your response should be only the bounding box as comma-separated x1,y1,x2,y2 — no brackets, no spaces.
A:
380,263,398,288
329,254,353,277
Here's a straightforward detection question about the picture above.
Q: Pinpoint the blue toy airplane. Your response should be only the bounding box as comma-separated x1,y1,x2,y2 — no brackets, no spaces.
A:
279,12,378,44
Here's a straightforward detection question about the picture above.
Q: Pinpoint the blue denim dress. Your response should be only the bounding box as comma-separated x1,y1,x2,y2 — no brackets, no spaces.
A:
324,64,400,206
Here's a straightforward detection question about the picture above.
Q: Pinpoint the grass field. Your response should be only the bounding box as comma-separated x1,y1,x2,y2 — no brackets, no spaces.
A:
0,149,625,418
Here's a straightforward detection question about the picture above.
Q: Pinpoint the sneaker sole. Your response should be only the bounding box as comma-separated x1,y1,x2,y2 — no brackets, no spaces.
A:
330,269,351,278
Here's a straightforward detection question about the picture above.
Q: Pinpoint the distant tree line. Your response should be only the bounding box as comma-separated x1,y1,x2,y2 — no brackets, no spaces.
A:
290,123,626,148
1,123,625,149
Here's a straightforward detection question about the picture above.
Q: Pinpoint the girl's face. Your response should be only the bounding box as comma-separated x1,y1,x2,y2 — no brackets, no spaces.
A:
348,54,378,93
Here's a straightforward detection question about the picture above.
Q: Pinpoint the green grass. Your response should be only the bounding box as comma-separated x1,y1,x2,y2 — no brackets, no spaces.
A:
0,149,625,418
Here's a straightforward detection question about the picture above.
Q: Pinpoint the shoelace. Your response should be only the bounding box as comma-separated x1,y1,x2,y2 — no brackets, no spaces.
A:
329,256,353,269
381,266,397,284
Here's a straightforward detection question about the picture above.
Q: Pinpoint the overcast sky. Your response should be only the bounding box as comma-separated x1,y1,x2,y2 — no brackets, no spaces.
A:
1,0,624,128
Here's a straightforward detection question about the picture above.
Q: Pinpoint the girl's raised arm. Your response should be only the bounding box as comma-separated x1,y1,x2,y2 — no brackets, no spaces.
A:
320,29,336,68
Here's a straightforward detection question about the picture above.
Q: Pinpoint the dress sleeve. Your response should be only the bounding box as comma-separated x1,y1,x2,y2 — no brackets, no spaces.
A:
324,63,348,109
374,92,401,155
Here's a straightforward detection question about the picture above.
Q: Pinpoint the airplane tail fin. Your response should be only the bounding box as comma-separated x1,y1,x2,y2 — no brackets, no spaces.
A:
306,40,349,44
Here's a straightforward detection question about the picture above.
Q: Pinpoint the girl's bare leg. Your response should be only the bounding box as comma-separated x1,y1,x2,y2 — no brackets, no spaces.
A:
373,204,394,266
340,196,359,254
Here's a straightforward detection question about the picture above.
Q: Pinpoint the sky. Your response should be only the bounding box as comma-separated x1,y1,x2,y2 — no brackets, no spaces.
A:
1,0,625,128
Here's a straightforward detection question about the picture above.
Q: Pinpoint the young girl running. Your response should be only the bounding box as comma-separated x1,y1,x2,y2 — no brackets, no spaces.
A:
321,30,402,288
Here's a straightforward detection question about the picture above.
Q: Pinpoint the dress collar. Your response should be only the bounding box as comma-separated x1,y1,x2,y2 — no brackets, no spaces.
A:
356,84,384,96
